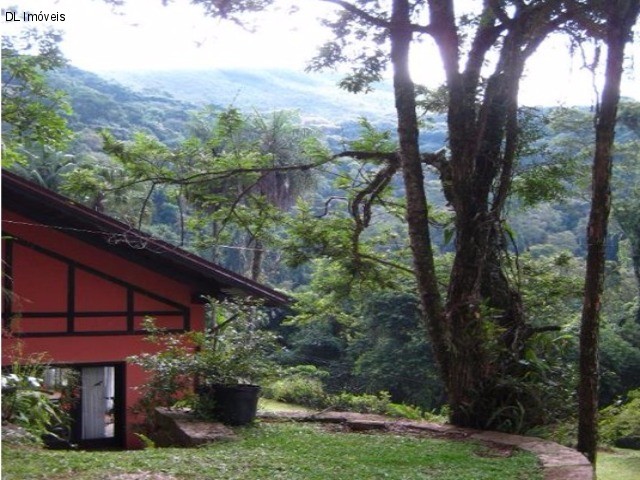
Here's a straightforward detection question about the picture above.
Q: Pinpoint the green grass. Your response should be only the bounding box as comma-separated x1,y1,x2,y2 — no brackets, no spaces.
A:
258,397,314,413
2,423,542,480
598,448,640,480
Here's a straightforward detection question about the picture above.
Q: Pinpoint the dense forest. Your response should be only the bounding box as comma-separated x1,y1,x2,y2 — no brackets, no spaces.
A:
2,0,639,466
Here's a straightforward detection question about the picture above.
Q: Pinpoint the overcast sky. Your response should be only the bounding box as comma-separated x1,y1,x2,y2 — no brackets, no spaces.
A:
2,0,638,107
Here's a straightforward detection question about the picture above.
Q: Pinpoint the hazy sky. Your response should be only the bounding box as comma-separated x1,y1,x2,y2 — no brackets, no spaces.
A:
2,0,638,106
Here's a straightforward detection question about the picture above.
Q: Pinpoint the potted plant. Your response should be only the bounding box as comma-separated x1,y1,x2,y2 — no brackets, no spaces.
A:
190,298,280,425
129,298,280,427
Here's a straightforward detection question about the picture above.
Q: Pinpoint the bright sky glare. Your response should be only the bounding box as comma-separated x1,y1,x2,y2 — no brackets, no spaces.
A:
1,0,638,107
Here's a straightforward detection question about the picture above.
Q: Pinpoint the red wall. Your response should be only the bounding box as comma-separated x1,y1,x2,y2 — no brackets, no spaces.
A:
2,211,206,448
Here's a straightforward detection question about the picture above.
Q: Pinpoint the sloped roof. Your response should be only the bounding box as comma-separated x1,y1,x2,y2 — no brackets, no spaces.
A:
1,170,289,306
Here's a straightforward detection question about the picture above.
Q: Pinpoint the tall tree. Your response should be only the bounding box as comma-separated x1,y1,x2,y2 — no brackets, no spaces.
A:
309,0,585,429
577,0,640,465
184,0,635,430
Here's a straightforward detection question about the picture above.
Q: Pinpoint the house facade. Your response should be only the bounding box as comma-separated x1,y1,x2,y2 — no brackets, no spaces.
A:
1,170,288,448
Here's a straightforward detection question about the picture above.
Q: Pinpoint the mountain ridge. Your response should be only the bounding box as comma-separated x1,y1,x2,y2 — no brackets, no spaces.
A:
97,68,398,126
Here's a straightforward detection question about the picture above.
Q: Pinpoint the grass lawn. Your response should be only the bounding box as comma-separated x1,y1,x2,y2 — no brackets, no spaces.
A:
1,422,543,480
598,448,640,480
258,398,313,413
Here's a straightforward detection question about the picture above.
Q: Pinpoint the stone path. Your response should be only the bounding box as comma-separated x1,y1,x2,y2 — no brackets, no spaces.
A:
259,410,593,480
155,407,592,479
153,408,237,447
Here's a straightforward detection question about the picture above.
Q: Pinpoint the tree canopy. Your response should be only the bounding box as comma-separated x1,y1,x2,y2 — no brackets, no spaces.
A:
3,0,639,467
1,28,71,165
179,1,639,451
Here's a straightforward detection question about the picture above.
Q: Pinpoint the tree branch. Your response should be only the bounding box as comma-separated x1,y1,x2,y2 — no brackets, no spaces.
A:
421,149,454,205
137,182,156,230
350,159,399,231
316,196,348,218
487,0,512,26
359,253,414,275
332,150,399,162
319,0,391,29
104,157,334,192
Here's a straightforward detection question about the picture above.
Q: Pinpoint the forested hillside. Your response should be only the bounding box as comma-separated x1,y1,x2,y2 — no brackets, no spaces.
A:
47,67,199,145
102,68,397,124
15,64,637,413
2,16,639,459
47,66,448,152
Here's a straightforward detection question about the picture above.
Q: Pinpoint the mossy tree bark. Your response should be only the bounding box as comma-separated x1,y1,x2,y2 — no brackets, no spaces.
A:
577,0,640,465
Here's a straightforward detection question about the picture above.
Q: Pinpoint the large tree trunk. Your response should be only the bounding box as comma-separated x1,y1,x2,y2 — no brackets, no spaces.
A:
425,2,537,429
577,0,640,466
347,0,637,433
391,0,528,428
389,0,448,378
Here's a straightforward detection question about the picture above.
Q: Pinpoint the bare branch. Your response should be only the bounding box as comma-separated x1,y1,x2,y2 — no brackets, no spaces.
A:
319,0,390,29
350,159,399,231
332,150,399,162
316,196,348,218
215,171,270,240
137,182,156,230
105,157,334,192
359,253,414,275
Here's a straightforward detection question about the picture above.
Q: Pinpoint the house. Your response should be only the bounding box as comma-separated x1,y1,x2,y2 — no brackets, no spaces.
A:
1,170,289,448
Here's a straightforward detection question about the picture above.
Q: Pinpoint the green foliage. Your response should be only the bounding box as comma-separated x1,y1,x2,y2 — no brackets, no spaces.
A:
347,117,396,153
511,108,584,207
281,116,415,295
133,432,157,449
263,366,329,409
306,2,390,95
127,318,198,427
128,299,281,426
46,66,195,145
512,162,578,207
600,321,640,405
350,292,444,410
1,349,71,443
600,389,640,445
415,84,449,115
2,28,71,165
91,107,318,279
192,298,281,387
519,252,584,327
385,402,428,421
612,101,640,312
329,391,392,414
451,252,585,433
263,364,436,420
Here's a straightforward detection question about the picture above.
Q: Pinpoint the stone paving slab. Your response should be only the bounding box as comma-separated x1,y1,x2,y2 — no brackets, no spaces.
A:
154,408,237,447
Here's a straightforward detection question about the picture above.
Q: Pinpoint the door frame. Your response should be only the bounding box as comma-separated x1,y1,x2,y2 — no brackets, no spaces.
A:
49,362,126,449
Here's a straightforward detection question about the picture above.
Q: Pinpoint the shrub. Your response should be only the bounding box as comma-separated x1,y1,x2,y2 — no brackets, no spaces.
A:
128,299,281,427
1,351,71,444
264,376,327,408
386,403,427,421
263,366,437,420
599,388,640,446
127,319,197,426
263,365,329,408
329,391,391,414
